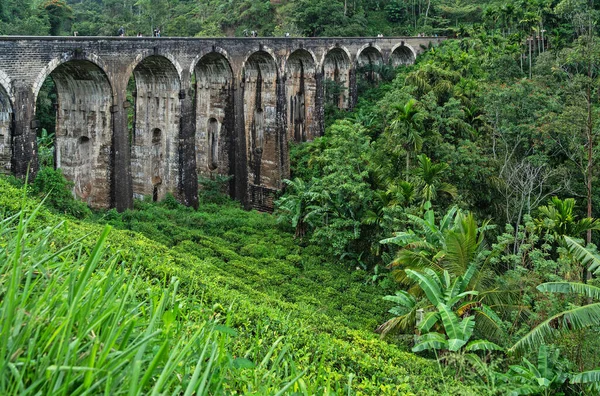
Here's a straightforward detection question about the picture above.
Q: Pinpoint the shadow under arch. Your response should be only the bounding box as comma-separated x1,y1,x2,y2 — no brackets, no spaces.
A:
0,81,13,175
285,48,317,142
322,47,352,110
129,55,181,202
194,51,235,196
43,60,113,209
356,45,384,83
243,50,281,208
390,43,416,67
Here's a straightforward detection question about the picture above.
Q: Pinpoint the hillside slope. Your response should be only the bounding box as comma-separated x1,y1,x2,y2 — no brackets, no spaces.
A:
0,178,477,394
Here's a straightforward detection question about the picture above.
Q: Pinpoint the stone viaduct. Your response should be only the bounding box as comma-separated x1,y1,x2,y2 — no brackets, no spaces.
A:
0,36,442,211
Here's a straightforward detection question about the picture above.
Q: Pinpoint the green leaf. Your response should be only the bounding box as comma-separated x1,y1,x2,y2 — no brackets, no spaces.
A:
464,339,503,352
510,303,600,355
571,370,600,384
412,332,449,352
418,311,440,332
406,269,443,306
564,236,600,275
214,324,238,337
537,282,600,300
232,358,255,369
383,291,417,309
437,303,463,340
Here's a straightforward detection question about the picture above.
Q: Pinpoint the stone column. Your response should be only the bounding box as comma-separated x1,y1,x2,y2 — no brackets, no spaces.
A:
112,83,133,211
315,71,325,137
349,67,357,110
11,87,38,179
276,75,289,181
179,73,199,210
233,77,248,207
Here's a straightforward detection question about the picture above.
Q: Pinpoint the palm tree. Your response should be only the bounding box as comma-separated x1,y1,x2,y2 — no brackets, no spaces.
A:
405,63,461,104
535,197,600,242
412,154,457,205
276,178,318,238
389,99,423,179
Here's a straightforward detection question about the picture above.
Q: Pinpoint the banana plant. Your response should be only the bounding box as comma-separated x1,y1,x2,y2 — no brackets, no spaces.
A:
498,345,567,395
379,264,503,354
379,205,507,339
497,345,600,395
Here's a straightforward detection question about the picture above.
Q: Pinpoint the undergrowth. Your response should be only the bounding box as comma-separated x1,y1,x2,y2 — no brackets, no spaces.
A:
0,177,479,394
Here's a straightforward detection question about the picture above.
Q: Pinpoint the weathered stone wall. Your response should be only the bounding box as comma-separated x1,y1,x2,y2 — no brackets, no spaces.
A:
131,55,181,202
195,52,234,187
52,60,112,209
0,36,443,211
0,82,12,174
285,49,318,143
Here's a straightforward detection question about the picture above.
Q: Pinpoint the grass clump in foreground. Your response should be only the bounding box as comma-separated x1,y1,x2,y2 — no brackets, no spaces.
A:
0,178,478,394
0,200,305,394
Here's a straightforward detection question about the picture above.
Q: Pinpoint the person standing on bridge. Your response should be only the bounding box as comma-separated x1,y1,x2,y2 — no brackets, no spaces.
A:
118,26,125,37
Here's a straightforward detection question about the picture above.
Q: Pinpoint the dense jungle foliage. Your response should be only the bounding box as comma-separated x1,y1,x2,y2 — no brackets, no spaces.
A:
4,0,600,395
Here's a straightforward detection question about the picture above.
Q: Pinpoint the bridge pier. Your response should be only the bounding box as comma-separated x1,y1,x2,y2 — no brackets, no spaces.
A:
179,73,199,209
112,82,134,211
233,76,249,207
11,88,38,179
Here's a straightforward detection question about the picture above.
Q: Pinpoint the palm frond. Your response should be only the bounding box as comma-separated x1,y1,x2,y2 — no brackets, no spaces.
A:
564,236,600,275
537,282,600,300
571,370,600,384
510,303,600,355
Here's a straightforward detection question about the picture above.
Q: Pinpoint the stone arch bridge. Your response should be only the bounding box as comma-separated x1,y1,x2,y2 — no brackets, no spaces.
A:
0,36,442,211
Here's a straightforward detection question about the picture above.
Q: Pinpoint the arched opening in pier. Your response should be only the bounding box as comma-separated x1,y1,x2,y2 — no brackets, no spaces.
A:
0,83,13,175
391,44,416,68
357,46,385,88
194,51,234,196
128,55,181,202
323,47,351,112
243,50,279,192
285,49,317,142
35,60,113,209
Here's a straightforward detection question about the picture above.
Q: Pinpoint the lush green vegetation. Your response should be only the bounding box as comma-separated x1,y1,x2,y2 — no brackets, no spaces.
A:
1,177,480,394
1,0,586,39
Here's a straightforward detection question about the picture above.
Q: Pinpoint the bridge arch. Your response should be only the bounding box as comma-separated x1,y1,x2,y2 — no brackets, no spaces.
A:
125,52,184,86
357,44,384,83
190,47,233,76
285,49,317,142
42,59,114,209
129,55,182,202
242,50,280,197
322,46,352,110
0,80,13,175
194,51,235,191
33,53,113,102
390,43,417,67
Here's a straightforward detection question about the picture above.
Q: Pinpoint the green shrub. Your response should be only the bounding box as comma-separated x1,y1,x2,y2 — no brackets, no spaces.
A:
31,167,91,219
